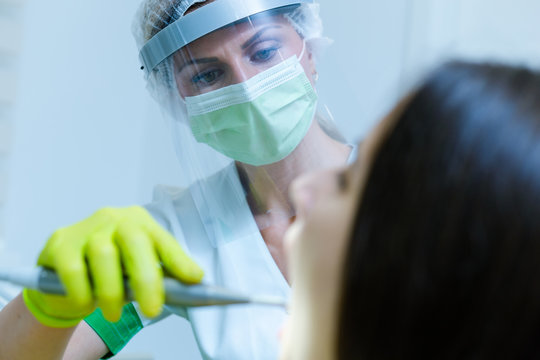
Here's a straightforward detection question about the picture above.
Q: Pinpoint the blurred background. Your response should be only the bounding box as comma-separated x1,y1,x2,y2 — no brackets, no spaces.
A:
0,0,538,358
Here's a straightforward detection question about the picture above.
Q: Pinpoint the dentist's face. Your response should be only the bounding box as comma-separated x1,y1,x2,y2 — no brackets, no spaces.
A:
173,14,316,97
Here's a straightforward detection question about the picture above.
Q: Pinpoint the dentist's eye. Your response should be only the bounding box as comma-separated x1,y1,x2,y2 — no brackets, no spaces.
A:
248,39,282,64
192,69,224,86
251,47,278,63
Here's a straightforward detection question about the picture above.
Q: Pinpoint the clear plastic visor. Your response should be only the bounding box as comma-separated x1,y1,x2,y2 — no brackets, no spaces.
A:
173,11,312,98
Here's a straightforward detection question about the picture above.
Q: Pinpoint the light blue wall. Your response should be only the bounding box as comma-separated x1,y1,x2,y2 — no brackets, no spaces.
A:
317,0,411,142
318,0,540,144
2,0,197,358
2,0,539,358
4,0,147,267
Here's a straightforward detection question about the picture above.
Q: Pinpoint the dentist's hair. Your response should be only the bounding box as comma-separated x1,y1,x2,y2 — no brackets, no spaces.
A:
339,61,540,359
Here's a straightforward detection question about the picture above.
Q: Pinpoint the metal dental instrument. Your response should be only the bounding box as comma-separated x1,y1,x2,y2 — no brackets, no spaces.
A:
0,267,288,308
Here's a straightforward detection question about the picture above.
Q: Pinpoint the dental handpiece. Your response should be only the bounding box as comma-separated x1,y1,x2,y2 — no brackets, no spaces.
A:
0,267,288,308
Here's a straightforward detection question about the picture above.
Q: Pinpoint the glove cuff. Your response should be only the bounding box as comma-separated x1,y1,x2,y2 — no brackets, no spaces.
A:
22,288,82,328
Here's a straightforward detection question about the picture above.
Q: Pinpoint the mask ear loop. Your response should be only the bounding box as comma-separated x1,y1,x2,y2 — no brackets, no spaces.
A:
298,39,307,61
297,40,318,84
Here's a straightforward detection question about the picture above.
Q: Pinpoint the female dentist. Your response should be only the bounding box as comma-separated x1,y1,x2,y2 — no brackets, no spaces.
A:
0,0,353,359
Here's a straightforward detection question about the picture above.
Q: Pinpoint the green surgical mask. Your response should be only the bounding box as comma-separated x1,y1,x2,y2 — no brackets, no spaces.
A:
186,55,318,166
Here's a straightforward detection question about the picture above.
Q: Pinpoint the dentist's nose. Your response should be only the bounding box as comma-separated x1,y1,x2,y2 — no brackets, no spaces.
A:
228,58,259,84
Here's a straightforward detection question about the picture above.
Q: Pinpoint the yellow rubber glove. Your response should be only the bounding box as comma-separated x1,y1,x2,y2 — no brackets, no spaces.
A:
23,206,204,328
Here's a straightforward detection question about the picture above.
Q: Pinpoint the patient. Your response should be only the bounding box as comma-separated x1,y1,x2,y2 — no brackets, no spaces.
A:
281,61,540,359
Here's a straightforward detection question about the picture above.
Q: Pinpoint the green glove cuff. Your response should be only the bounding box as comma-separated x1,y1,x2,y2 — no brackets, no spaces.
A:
22,289,83,328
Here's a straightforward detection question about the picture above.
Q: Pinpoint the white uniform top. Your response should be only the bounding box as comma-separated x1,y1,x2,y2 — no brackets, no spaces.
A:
140,163,290,360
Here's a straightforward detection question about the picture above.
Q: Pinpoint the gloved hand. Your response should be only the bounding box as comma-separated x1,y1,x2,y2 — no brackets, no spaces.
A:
23,206,204,328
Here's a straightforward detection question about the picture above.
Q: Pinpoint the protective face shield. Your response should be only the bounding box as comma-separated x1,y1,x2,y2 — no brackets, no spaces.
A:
133,0,345,233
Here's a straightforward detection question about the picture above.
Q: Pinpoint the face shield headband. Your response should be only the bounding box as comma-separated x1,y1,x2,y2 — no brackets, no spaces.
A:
138,0,314,76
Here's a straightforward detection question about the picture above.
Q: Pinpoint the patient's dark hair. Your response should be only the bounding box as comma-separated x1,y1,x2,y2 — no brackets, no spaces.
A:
338,61,540,359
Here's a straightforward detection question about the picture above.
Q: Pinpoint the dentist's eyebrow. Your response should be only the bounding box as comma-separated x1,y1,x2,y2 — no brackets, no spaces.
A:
241,25,282,50
177,57,219,74
176,25,282,73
